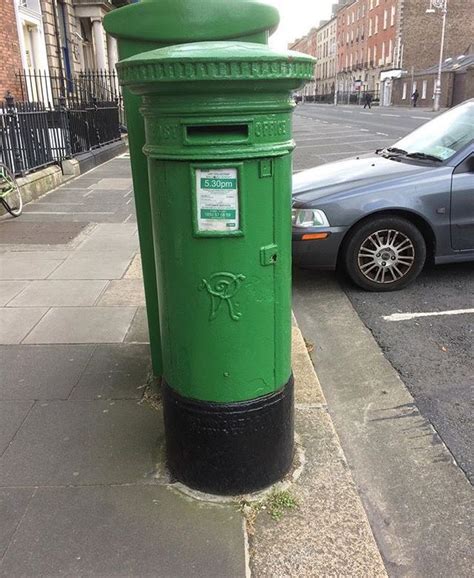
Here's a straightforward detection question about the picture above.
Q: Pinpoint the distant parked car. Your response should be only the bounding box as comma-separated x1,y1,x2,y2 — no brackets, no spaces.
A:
292,99,474,291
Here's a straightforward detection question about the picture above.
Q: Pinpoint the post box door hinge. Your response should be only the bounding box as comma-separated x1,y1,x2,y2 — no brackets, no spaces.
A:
260,244,278,266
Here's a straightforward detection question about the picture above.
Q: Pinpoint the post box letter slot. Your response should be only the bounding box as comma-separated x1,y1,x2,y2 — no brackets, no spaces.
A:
185,124,249,144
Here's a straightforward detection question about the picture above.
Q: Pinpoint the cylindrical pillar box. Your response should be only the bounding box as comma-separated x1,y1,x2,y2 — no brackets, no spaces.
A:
104,0,281,378
117,41,314,495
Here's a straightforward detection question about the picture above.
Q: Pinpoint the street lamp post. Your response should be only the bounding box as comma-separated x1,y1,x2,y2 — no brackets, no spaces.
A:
426,0,448,112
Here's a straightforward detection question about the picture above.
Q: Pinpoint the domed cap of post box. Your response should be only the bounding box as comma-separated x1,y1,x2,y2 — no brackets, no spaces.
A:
104,0,280,44
116,41,316,93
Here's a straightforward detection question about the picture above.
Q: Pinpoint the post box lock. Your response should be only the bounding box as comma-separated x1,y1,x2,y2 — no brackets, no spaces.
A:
260,244,278,266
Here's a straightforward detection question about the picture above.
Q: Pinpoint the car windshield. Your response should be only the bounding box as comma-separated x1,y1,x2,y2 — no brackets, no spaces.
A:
388,100,474,161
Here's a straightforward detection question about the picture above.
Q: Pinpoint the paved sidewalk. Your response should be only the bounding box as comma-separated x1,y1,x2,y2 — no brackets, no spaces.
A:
0,156,246,577
1,154,386,577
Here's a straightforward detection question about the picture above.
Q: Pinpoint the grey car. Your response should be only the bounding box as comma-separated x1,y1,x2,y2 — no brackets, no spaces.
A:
292,99,474,291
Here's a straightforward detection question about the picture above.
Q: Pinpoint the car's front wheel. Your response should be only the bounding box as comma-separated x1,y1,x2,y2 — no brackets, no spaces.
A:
343,216,426,291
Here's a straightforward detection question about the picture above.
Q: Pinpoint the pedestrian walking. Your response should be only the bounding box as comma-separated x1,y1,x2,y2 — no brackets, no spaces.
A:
363,92,372,109
411,89,419,107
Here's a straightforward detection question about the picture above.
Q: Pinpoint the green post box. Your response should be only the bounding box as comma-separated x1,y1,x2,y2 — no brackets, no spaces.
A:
117,42,314,494
104,1,280,377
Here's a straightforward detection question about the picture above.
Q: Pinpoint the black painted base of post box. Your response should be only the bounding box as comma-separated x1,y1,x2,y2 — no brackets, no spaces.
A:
162,376,294,495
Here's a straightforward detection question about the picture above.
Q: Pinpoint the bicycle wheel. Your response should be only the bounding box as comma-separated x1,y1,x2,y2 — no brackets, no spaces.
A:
0,163,23,217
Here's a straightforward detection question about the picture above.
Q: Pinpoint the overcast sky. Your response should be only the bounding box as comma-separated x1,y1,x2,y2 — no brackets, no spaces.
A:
266,0,335,49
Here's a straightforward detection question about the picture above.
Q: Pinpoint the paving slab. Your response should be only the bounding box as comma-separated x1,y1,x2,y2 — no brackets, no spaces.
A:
88,178,132,190
0,253,63,280
0,281,28,306
92,223,137,237
0,401,33,454
8,280,108,307
125,307,150,343
0,222,87,245
0,345,93,400
97,279,145,306
0,308,48,344
0,400,160,486
123,253,142,278
0,488,35,558
49,251,134,280
84,343,151,373
76,234,139,254
0,485,246,578
23,307,137,344
70,343,151,400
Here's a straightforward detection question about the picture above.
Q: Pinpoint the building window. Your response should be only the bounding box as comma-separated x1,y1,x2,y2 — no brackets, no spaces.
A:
370,0,373,8
362,4,366,17
391,5,396,26
374,15,378,34
347,14,350,25
383,9,388,29
388,39,393,63
402,82,407,99
381,41,385,63
352,12,355,23
374,44,377,63
369,18,372,36
412,80,417,93
422,79,428,99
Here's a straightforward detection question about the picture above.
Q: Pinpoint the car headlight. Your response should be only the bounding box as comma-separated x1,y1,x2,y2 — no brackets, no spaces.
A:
292,208,330,228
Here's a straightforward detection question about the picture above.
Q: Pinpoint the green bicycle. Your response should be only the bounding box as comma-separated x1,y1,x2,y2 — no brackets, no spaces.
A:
0,162,23,217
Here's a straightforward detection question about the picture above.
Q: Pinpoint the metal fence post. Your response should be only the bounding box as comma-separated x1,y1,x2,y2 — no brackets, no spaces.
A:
5,93,24,176
58,95,72,157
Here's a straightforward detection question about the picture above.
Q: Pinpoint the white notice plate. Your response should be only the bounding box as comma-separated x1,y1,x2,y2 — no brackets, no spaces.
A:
196,168,239,233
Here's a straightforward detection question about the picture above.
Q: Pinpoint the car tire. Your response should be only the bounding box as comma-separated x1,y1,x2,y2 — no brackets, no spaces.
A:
343,216,426,291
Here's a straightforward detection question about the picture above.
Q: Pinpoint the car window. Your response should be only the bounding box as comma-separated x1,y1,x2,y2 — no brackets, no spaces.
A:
393,100,474,161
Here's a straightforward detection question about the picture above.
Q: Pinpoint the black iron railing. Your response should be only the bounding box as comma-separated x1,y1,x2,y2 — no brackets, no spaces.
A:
0,70,124,176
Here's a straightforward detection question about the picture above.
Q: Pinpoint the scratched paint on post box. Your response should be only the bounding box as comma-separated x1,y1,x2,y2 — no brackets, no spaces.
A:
196,168,239,233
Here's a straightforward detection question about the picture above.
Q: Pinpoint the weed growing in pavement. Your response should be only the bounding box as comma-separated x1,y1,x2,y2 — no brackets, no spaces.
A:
239,490,299,534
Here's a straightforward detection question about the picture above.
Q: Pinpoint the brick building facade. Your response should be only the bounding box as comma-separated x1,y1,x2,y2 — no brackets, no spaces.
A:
290,0,473,106
0,0,23,98
289,28,318,97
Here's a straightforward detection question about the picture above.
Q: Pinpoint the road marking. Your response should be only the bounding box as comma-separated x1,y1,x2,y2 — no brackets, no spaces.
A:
377,132,389,136
381,113,400,117
342,110,353,113
360,128,370,132
383,309,474,322
360,112,372,115
411,115,431,120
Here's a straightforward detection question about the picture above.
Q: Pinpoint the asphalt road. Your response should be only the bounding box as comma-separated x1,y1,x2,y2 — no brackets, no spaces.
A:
292,104,473,480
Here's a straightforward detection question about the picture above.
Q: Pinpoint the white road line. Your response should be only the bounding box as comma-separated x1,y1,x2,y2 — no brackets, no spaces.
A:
377,132,389,136
383,309,474,322
381,113,400,117
360,112,372,115
360,128,370,132
342,110,353,113
411,115,431,120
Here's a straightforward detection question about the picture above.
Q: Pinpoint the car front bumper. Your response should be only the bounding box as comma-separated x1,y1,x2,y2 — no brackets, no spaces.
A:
292,227,347,269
